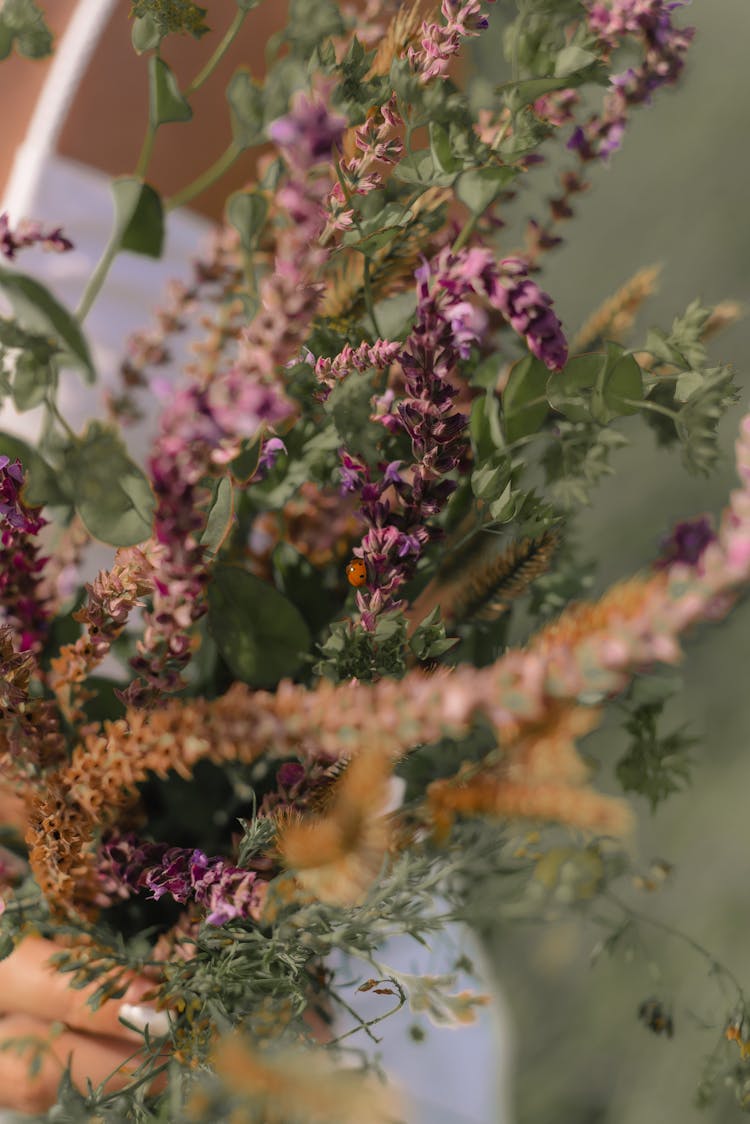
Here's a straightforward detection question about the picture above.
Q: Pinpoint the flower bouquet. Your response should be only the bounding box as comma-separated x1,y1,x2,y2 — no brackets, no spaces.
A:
0,0,748,1119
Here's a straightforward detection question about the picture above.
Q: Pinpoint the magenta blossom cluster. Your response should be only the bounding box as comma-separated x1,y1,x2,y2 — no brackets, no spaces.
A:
568,0,695,160
330,246,566,628
126,95,346,705
325,96,404,237
656,515,717,571
0,212,73,261
408,0,497,82
98,833,264,927
0,457,49,652
125,376,290,706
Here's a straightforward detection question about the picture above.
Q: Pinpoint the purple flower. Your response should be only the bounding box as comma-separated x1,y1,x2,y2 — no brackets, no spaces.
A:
98,834,264,927
0,458,49,651
269,93,347,170
656,515,716,570
255,437,287,477
0,212,73,260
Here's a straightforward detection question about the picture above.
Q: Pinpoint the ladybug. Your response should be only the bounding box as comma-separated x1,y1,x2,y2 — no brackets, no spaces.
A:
345,558,368,587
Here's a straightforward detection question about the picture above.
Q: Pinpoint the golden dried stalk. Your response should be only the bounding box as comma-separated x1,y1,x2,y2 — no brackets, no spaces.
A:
412,530,560,626
321,188,450,323
572,264,662,351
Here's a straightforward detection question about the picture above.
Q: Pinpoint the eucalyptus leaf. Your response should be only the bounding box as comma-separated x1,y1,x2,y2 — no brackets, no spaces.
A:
201,476,234,555
503,355,550,442
149,57,192,126
111,178,165,259
227,70,265,149
546,353,601,421
131,14,162,52
11,353,51,411
0,266,94,381
230,435,263,483
65,423,156,546
226,191,268,253
554,45,598,77
456,166,516,214
208,565,311,687
0,431,69,506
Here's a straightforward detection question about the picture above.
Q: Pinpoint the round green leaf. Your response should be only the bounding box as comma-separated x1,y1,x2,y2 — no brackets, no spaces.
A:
65,423,155,546
149,57,192,126
546,353,602,421
208,565,311,688
456,166,516,214
503,355,550,442
0,266,94,381
112,179,165,260
603,353,644,416
200,475,234,555
226,191,268,253
0,431,69,507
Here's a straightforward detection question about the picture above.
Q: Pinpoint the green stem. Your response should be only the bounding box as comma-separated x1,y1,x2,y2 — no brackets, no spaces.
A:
363,256,382,338
135,121,157,180
606,891,745,1003
75,231,122,323
452,211,480,253
165,142,241,212
45,393,77,442
625,397,679,421
184,8,247,97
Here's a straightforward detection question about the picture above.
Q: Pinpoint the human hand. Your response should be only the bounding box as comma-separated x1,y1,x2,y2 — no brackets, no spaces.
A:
0,936,167,1116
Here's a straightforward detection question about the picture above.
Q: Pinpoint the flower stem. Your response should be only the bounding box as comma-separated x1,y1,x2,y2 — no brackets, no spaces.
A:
165,142,242,213
185,8,248,98
76,230,122,323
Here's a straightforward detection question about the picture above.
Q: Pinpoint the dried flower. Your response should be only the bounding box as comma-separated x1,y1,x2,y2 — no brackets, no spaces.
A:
0,212,73,260
0,457,50,652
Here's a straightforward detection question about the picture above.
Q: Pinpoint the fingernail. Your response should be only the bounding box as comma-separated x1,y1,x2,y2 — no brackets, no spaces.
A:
119,1002,170,1037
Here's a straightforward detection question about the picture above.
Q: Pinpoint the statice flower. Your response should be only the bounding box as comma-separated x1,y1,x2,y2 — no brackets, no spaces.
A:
0,212,73,260
0,457,50,652
98,833,264,926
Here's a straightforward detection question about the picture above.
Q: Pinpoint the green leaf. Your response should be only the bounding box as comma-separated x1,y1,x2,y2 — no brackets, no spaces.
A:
456,166,516,214
227,70,265,149
601,352,643,417
675,365,737,475
11,353,52,411
429,122,460,176
0,0,52,59
285,0,344,58
409,608,459,662
226,191,268,253
546,353,600,421
131,14,162,52
65,423,156,546
208,565,311,687
229,435,263,483
0,432,69,506
111,178,165,260
200,476,234,555
500,76,573,112
326,370,381,462
0,266,94,381
471,450,512,503
503,355,550,442
554,45,598,77
149,57,192,126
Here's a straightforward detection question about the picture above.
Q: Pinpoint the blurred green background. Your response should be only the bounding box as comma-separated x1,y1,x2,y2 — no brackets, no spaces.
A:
474,2,750,1121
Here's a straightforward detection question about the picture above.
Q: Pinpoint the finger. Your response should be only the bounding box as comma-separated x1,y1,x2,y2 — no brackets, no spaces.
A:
0,937,167,1043
0,783,27,833
0,1013,166,1114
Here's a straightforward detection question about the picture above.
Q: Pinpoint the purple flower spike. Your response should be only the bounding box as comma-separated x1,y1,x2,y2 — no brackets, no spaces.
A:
656,515,717,570
269,92,347,170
